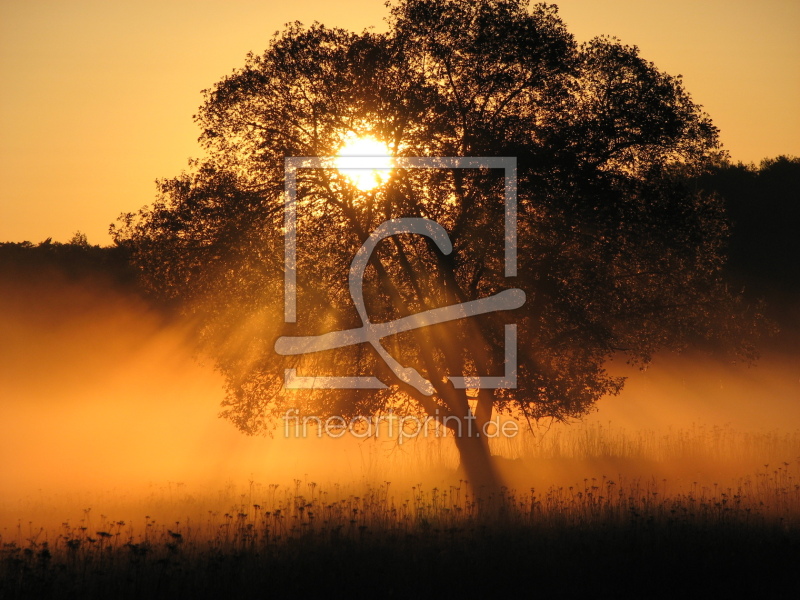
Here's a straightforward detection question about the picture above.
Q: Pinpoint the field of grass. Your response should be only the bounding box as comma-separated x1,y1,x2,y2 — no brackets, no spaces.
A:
2,423,799,599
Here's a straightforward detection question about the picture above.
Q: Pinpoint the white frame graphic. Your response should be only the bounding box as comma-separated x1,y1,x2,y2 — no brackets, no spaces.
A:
281,156,518,390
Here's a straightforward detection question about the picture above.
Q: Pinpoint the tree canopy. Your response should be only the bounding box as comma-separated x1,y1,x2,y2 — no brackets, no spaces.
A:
113,0,759,486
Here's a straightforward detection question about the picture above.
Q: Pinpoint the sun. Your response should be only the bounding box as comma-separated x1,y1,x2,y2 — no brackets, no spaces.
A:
334,133,393,191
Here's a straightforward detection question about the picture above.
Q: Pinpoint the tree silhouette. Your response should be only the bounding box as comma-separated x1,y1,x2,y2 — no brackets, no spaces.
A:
114,0,758,487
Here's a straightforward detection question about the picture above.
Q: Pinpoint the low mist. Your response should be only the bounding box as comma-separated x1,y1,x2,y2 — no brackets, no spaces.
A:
1,273,798,530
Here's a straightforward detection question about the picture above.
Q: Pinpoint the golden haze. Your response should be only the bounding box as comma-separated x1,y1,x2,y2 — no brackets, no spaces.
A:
1,273,798,531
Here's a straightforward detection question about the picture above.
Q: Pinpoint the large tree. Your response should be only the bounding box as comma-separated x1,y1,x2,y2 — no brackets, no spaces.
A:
114,0,757,487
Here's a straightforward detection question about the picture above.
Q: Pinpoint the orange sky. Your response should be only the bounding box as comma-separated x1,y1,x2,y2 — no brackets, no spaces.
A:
1,0,798,246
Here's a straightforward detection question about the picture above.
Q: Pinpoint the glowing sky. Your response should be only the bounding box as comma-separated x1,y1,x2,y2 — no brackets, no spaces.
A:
1,0,798,245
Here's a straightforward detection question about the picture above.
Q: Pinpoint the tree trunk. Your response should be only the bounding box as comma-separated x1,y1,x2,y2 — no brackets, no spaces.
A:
450,391,504,491
452,428,504,491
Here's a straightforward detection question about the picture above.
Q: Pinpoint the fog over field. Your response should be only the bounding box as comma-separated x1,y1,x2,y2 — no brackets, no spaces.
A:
2,272,798,532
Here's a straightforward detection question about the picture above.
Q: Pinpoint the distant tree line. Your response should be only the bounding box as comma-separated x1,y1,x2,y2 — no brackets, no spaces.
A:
0,232,136,289
696,155,800,297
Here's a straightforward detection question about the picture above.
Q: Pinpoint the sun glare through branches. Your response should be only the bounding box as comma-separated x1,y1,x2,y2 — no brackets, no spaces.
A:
334,133,394,191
